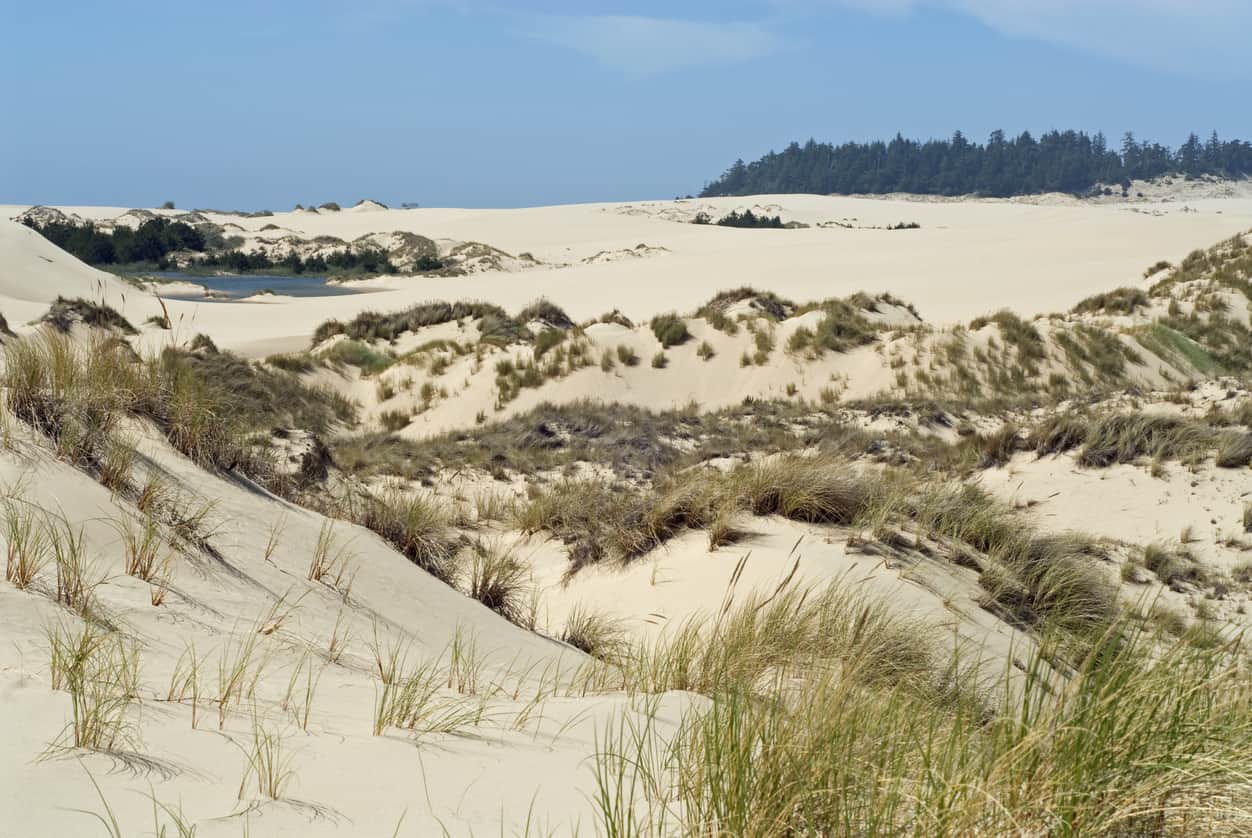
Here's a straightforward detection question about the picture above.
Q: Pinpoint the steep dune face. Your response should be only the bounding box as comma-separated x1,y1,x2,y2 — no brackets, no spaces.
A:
0,219,161,327
0,409,682,836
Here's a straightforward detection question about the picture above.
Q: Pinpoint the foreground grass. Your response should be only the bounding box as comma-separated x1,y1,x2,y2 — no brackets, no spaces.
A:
592,585,1252,837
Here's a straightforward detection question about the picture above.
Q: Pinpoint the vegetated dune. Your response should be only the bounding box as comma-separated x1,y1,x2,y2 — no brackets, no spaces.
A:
4,197,1252,835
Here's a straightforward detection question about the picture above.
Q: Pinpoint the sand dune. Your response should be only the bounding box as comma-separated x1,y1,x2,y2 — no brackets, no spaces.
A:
4,193,1252,835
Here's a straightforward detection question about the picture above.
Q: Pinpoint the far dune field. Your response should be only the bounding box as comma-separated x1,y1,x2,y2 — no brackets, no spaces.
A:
6,193,1252,358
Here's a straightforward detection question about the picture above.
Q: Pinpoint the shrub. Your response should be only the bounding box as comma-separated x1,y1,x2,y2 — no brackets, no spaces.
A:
650,313,690,348
714,209,783,228
651,352,669,369
696,340,715,361
616,345,640,366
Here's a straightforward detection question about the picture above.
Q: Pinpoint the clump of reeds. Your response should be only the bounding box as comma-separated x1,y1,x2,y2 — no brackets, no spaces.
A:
461,539,531,626
352,488,457,581
46,622,140,752
4,497,49,590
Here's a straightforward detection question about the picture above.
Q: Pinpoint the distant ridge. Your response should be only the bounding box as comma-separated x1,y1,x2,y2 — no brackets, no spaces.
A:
700,130,1252,199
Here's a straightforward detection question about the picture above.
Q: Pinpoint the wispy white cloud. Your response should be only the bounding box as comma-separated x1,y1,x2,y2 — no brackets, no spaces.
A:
529,15,783,76
797,0,1252,79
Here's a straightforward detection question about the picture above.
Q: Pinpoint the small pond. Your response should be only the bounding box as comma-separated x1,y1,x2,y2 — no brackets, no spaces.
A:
145,272,369,301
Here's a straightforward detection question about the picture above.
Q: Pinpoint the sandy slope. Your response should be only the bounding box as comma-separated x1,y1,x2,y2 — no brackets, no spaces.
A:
0,417,692,836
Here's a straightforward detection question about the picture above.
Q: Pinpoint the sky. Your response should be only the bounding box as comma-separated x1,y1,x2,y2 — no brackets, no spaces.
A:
2,0,1250,209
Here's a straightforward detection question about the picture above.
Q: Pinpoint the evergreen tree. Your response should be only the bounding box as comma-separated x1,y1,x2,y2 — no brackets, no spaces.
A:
700,130,1252,198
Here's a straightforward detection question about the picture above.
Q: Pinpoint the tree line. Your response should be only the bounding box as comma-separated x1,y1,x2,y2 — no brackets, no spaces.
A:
699,130,1252,198
26,217,206,265
22,217,445,275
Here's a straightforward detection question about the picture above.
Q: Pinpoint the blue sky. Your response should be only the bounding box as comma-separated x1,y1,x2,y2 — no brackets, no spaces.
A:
2,0,1249,209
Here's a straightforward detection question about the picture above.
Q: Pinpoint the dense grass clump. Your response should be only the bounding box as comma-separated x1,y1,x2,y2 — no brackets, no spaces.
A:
163,346,357,435
1029,412,1091,457
4,332,131,472
352,489,458,581
802,300,879,355
650,313,691,348
266,353,316,373
516,298,573,329
42,297,137,335
323,340,395,375
971,424,1025,468
737,455,872,524
1078,413,1212,468
1134,323,1222,376
312,301,516,344
1071,287,1150,316
461,540,531,625
1216,432,1252,468
696,287,795,326
971,310,1046,370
